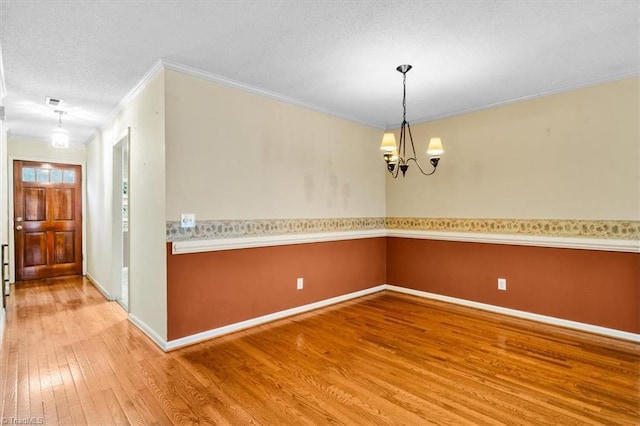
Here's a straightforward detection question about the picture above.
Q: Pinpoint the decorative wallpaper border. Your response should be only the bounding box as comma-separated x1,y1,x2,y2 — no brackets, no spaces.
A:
166,217,385,242
386,218,639,241
166,217,639,242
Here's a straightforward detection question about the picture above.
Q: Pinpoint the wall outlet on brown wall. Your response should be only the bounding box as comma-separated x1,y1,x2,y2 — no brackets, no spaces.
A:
498,278,507,291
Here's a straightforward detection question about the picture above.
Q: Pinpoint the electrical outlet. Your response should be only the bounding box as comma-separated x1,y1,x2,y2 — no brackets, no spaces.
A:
297,277,304,290
498,278,507,291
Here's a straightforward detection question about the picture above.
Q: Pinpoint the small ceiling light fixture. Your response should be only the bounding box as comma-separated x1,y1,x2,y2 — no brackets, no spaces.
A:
51,110,69,148
380,64,444,177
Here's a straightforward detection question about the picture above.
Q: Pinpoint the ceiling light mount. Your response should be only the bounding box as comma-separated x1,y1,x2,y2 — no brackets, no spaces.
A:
396,64,412,74
380,64,444,178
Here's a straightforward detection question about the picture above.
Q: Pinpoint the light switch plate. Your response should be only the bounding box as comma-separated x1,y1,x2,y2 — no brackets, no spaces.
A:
180,213,196,228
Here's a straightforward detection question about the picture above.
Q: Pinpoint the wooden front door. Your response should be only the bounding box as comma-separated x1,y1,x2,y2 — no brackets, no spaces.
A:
13,161,82,281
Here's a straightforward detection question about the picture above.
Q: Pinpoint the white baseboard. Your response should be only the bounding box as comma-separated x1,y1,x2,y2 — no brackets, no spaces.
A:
165,285,387,351
131,282,639,351
385,285,640,343
128,313,168,351
85,273,114,301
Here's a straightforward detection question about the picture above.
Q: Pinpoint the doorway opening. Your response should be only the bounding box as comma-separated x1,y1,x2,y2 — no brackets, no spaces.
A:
112,131,130,310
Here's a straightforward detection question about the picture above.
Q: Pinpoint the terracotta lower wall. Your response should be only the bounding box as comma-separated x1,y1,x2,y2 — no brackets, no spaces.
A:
167,236,638,341
166,238,386,340
387,238,640,334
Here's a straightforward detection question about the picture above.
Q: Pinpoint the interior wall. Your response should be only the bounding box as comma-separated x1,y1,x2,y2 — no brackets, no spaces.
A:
386,77,639,220
0,103,6,247
87,134,112,294
385,77,639,335
167,238,387,340
8,138,87,165
163,69,386,341
164,69,385,221
387,238,639,333
86,69,167,341
0,95,6,315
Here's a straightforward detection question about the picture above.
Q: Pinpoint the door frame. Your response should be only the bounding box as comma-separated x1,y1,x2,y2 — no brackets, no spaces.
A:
8,156,86,284
111,130,130,311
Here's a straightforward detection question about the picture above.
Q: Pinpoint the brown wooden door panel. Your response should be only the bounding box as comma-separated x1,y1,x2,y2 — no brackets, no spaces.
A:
52,188,75,221
54,231,75,264
14,161,82,281
23,188,46,221
24,233,47,266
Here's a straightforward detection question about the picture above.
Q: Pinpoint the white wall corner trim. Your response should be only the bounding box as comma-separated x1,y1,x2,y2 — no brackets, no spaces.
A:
0,308,5,342
171,230,387,255
128,313,168,351
85,273,114,301
0,41,7,99
386,230,640,253
160,59,383,130
385,285,640,343
165,285,386,351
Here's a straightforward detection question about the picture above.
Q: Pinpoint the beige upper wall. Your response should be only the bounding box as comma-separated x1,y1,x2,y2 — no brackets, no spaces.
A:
164,69,385,221
8,138,87,164
86,70,167,341
386,77,640,220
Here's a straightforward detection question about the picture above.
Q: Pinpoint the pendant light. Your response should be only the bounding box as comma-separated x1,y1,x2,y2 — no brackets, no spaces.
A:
52,110,69,148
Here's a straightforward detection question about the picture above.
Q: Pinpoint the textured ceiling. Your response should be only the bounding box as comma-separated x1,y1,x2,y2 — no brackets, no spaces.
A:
1,1,639,145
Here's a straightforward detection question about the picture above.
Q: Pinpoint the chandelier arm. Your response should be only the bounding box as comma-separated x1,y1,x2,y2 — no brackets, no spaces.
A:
406,122,420,161
406,157,437,176
390,149,401,177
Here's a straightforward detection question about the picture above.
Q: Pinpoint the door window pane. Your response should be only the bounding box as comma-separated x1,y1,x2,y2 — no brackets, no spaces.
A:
22,168,36,182
50,169,63,183
63,170,75,183
36,169,50,182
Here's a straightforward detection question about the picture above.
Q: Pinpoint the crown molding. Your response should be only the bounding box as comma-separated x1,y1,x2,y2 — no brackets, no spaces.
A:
160,59,383,130
83,59,165,145
87,58,638,144
386,69,640,130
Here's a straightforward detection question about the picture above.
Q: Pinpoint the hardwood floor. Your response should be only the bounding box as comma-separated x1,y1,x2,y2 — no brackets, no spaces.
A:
1,277,638,425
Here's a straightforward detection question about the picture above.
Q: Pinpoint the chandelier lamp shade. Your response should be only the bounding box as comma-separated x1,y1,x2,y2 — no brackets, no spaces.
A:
380,64,444,177
51,110,69,148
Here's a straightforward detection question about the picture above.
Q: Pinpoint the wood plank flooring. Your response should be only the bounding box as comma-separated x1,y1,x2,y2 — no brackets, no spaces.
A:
1,276,638,425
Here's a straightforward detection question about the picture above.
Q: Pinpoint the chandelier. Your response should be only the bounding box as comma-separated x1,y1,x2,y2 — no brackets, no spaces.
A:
380,64,444,177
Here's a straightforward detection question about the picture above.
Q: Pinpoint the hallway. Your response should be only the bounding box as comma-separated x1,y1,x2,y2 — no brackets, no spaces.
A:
0,277,167,424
